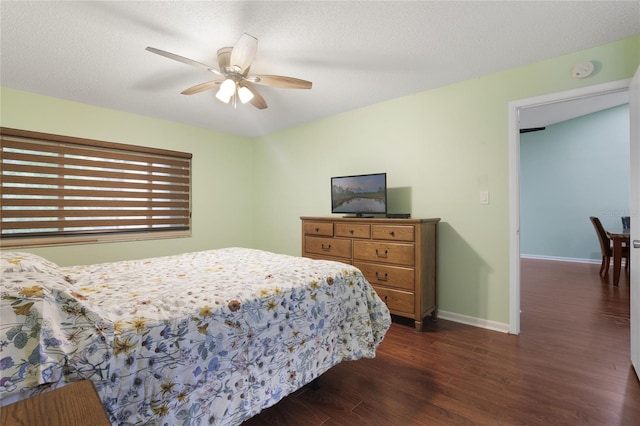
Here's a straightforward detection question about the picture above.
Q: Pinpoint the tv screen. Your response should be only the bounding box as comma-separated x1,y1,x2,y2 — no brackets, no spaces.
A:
331,173,387,216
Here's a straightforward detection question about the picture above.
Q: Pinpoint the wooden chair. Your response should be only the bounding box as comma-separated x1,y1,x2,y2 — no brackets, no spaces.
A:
590,216,629,278
622,216,631,229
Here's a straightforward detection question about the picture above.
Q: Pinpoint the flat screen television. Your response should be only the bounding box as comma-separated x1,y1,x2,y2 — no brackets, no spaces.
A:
331,172,387,217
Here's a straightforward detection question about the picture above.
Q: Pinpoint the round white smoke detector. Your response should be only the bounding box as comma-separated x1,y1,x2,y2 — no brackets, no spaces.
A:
571,61,595,79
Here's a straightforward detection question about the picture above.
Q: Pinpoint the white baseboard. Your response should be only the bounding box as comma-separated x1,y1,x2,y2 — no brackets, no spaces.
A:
520,254,599,264
438,310,511,334
439,255,603,334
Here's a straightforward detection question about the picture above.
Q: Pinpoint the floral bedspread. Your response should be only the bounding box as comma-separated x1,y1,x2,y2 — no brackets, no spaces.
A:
0,248,391,425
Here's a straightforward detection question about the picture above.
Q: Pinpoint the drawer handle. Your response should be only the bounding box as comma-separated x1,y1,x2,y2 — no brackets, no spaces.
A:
375,249,388,258
349,229,354,234
315,227,320,232
375,272,388,281
321,244,332,251
389,231,395,237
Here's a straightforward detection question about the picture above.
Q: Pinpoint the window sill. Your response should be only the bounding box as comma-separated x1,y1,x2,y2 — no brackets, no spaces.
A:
0,230,191,249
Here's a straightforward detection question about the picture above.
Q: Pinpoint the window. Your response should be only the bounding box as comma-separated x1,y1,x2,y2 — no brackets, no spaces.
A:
1,128,192,248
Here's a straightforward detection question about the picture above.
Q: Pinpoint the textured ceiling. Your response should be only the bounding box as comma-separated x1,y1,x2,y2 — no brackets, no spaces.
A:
1,1,639,137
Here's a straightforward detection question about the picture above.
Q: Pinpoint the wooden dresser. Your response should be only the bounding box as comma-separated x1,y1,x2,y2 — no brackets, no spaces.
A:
301,216,439,331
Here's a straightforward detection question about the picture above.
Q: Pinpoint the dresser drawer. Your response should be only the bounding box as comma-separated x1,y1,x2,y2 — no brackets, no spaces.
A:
372,224,415,242
354,261,414,291
303,221,334,237
353,241,415,266
304,236,351,259
373,286,414,315
305,253,352,265
335,223,371,239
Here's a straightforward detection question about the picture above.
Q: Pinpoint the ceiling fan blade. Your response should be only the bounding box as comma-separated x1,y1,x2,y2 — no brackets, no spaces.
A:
217,47,232,72
229,33,258,74
249,74,312,89
240,82,267,110
146,46,221,76
181,80,222,95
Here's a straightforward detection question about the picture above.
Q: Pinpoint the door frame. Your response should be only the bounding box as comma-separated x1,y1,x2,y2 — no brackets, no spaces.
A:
508,78,632,335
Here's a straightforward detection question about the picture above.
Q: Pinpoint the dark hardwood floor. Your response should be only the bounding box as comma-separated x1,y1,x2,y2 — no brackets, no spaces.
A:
244,259,640,425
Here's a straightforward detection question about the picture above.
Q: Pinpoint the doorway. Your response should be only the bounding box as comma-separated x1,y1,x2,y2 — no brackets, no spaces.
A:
508,78,632,334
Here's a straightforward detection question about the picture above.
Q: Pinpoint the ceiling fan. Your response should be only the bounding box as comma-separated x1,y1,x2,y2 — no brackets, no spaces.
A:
146,33,312,110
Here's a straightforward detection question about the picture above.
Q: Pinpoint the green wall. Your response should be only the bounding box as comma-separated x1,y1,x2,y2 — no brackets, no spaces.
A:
0,88,256,266
252,35,640,326
2,34,639,327
520,105,630,261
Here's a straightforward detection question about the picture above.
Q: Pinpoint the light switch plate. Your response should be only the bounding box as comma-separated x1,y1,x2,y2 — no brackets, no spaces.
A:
480,190,490,205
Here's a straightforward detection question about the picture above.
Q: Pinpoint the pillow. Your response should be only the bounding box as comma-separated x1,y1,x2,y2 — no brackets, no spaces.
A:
0,251,61,276
0,270,72,294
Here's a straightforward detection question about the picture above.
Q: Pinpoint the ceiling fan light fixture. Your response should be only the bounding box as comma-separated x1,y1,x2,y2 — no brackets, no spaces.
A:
216,79,236,103
238,86,254,104
147,32,312,111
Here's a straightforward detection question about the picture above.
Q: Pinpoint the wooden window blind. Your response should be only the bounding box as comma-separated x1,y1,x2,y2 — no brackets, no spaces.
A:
1,128,192,246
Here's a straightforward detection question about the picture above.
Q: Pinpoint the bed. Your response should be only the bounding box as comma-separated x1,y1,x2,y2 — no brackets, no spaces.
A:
0,248,391,425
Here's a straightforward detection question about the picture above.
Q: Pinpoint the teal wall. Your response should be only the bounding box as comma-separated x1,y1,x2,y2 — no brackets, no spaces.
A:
2,34,639,327
520,105,630,261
